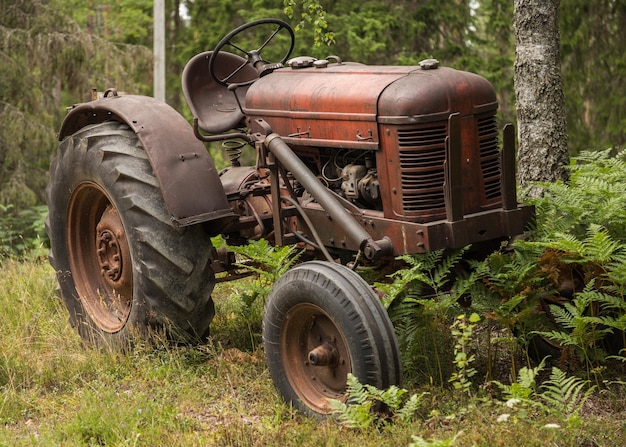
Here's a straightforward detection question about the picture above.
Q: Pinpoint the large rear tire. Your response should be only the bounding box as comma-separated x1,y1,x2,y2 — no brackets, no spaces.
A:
46,121,216,346
263,261,401,416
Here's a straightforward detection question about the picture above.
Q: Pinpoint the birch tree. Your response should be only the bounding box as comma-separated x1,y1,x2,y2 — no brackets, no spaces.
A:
514,0,569,195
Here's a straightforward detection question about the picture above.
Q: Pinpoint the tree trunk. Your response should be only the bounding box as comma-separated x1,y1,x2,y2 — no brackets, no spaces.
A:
514,0,569,197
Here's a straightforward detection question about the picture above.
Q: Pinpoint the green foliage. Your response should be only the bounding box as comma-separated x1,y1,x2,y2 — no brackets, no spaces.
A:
382,151,626,389
225,238,303,286
560,0,626,153
449,313,480,395
0,204,48,260
469,151,626,375
495,360,593,428
534,280,616,369
1,0,152,218
1,261,625,446
212,238,302,349
376,248,490,386
494,359,545,402
529,150,626,241
379,247,476,319
327,373,427,429
409,433,461,447
283,0,335,46
539,367,594,425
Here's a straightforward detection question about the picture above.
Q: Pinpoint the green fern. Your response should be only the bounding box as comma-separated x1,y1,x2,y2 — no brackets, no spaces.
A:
210,237,303,350
226,238,303,284
381,247,473,320
539,367,594,423
531,149,626,242
534,285,614,369
493,360,592,426
376,248,481,386
494,358,545,401
328,374,427,429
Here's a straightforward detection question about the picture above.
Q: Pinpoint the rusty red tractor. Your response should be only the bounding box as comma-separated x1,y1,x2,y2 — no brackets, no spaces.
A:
46,19,533,416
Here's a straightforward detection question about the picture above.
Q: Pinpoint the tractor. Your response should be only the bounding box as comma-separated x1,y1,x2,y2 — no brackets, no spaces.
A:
46,19,533,416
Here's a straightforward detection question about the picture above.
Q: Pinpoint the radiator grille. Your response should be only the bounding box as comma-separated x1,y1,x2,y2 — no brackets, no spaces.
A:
398,125,447,213
395,114,502,218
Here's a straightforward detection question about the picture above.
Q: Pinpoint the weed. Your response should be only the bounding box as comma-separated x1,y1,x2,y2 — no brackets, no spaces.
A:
449,313,480,396
377,248,483,387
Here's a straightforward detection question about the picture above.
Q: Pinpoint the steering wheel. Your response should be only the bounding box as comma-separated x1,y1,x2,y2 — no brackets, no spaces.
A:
209,18,295,87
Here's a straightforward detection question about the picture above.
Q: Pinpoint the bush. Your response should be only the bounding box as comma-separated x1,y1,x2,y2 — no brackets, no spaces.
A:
379,150,626,387
0,204,48,259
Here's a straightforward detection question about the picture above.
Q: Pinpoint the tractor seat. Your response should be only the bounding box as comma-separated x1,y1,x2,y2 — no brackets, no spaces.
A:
182,51,256,135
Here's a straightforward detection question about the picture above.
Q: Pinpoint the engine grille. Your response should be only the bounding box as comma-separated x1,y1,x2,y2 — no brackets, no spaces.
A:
398,126,447,214
396,113,502,219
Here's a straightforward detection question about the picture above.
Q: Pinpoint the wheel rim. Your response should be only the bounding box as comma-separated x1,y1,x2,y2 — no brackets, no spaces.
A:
67,182,133,333
280,303,352,414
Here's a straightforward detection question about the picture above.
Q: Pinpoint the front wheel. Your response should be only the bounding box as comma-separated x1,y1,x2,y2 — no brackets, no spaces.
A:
46,121,216,347
263,261,401,416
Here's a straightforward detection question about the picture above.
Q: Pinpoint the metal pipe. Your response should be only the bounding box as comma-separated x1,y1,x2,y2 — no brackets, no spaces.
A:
264,133,392,262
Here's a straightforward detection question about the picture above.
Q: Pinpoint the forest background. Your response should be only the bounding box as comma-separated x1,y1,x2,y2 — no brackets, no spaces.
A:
1,0,625,226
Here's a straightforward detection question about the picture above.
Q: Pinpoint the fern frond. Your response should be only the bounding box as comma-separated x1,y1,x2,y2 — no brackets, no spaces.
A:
363,383,407,411
540,233,585,258
534,330,578,347
344,373,370,405
547,303,578,330
432,246,468,288
398,250,443,272
327,398,375,429
451,257,488,299
540,367,594,419
396,392,428,424
583,225,623,263
493,358,545,401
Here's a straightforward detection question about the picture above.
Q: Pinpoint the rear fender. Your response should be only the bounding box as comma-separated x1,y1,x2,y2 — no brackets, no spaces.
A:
58,94,236,230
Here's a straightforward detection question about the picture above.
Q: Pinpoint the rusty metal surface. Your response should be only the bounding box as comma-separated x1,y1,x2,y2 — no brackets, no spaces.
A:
298,202,533,256
58,95,236,229
377,111,502,222
377,67,497,123
280,302,351,414
67,183,132,333
245,64,413,150
182,51,255,134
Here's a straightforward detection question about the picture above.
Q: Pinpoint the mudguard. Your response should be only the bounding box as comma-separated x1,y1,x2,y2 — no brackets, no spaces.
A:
58,94,236,230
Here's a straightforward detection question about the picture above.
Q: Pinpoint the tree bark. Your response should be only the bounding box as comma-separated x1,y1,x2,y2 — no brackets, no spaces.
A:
514,0,569,197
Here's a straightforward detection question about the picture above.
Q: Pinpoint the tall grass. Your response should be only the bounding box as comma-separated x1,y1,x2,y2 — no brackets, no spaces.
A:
1,259,625,446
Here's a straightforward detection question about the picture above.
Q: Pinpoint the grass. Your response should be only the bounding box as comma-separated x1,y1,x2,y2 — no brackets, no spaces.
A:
1,259,625,446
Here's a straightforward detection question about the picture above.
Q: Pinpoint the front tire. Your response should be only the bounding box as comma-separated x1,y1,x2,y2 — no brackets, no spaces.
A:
46,121,216,346
263,261,401,416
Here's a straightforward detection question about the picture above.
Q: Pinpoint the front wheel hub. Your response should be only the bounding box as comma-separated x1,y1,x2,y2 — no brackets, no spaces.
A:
308,341,339,367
